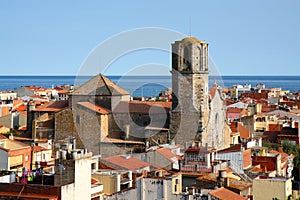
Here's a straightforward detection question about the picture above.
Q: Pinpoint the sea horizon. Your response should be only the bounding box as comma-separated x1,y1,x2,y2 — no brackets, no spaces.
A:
1,75,299,97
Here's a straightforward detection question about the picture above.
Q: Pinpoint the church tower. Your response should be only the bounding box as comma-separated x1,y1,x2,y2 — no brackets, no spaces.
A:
170,37,210,146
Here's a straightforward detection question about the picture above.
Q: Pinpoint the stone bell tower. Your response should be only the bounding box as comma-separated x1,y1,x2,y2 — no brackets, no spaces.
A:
170,36,210,146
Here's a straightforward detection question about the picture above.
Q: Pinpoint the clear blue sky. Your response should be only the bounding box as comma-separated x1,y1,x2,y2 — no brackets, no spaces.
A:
1,0,299,76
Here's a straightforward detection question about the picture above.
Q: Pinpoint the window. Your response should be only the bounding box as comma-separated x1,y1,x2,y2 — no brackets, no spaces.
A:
174,184,177,192
76,115,80,124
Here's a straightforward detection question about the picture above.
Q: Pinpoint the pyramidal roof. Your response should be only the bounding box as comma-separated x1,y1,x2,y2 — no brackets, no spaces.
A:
72,74,130,96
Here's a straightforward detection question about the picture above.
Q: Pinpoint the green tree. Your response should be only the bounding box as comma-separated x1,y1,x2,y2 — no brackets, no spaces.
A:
282,140,300,168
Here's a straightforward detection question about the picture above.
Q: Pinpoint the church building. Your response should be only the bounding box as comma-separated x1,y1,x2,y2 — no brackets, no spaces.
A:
170,37,231,150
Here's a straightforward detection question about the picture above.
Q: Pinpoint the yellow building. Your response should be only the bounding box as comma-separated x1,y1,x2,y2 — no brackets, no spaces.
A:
253,176,292,200
92,169,133,194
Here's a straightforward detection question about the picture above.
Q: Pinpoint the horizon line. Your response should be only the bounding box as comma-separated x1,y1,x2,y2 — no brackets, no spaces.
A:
0,74,300,76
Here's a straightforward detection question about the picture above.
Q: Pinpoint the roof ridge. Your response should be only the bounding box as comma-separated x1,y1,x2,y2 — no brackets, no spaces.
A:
99,74,112,95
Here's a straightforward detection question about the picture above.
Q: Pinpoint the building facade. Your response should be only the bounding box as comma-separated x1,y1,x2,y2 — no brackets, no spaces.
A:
170,37,230,150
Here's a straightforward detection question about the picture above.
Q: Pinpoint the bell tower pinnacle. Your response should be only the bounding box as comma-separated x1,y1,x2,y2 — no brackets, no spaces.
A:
170,36,210,146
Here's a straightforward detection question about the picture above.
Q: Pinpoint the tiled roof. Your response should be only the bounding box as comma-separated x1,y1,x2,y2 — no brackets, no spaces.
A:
77,102,110,114
210,87,217,99
12,104,26,112
0,139,30,151
0,134,8,140
269,150,289,158
197,173,252,191
101,137,144,145
33,145,49,152
103,154,151,171
34,100,69,112
227,107,246,114
19,111,27,116
238,123,251,139
156,147,177,162
18,126,27,131
230,122,238,132
113,101,171,114
185,146,210,153
210,187,247,200
243,149,251,169
72,74,130,96
57,90,70,94
217,144,245,154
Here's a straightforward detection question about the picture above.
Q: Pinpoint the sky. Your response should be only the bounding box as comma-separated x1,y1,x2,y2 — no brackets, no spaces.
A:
0,0,299,76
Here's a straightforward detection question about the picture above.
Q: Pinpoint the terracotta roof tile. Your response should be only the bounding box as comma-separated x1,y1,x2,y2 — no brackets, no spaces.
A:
185,146,210,153
113,101,171,114
72,74,129,96
243,149,251,169
34,100,69,112
77,102,110,114
230,122,238,132
103,154,151,171
33,145,49,152
197,173,252,191
156,147,177,162
210,87,217,99
269,150,289,158
227,107,245,114
101,137,144,145
238,123,251,139
217,144,245,154
210,187,247,200
0,134,8,140
57,90,70,94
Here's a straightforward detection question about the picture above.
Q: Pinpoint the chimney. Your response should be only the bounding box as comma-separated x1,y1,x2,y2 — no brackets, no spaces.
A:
205,143,208,150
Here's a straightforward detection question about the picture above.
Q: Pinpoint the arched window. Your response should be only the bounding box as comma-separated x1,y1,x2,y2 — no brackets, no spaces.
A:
197,46,203,71
183,44,192,71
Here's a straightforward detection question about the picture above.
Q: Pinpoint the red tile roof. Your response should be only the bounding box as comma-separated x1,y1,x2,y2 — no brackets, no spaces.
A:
238,123,251,139
18,126,27,131
103,154,151,171
268,150,289,158
243,149,251,169
217,144,245,153
19,111,27,116
113,101,171,114
34,100,69,112
185,146,210,153
210,187,247,200
33,145,49,152
77,102,110,114
227,107,245,114
57,90,70,94
156,147,176,162
210,87,217,99
0,134,8,140
72,74,130,96
12,104,26,112
230,122,238,132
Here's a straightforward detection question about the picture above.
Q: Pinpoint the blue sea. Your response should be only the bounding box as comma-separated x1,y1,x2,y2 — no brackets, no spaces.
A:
0,75,299,97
